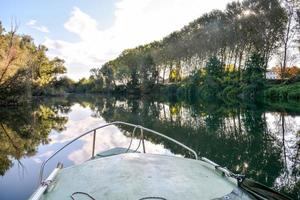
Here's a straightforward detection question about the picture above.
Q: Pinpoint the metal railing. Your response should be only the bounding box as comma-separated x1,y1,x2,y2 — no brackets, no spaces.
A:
39,121,198,183
32,121,246,200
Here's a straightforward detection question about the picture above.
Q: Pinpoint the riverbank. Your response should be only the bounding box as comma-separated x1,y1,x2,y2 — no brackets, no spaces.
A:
2,81,299,107
153,80,300,103
264,82,300,101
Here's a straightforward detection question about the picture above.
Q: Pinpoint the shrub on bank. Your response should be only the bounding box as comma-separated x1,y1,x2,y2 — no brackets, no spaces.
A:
264,82,300,101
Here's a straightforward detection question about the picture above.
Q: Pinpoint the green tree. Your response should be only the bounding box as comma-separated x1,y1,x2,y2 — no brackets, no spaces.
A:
89,68,104,92
140,54,156,92
242,53,265,98
0,21,4,35
206,56,223,78
0,22,67,103
201,56,224,98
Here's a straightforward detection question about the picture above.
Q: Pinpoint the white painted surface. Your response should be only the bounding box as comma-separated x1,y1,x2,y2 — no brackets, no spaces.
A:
41,153,237,200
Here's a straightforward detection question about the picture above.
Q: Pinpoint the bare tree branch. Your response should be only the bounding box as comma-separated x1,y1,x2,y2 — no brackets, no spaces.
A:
0,19,18,84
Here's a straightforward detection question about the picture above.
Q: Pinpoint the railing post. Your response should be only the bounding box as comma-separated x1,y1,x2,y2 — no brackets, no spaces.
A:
92,130,96,158
141,128,146,153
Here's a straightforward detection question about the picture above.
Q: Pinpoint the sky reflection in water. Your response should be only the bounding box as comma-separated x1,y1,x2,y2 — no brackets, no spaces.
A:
0,97,299,199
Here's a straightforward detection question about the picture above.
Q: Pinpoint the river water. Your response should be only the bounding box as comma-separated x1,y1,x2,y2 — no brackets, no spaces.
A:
0,95,299,199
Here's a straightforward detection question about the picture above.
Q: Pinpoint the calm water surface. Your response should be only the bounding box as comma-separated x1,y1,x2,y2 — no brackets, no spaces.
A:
0,95,299,199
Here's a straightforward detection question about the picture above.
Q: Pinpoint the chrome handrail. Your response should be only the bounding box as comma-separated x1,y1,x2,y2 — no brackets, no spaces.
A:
39,121,198,183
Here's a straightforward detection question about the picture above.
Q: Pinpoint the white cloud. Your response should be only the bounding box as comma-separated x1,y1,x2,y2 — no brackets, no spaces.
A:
34,26,49,33
26,19,37,26
26,19,50,33
44,0,229,80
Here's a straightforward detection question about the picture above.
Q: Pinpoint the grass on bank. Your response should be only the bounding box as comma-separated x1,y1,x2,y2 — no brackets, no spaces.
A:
264,82,300,101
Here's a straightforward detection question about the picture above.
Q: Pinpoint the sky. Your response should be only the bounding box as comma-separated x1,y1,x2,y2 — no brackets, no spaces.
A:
0,0,231,80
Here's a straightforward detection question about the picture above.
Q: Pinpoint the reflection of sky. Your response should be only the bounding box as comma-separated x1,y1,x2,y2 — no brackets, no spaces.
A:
0,103,176,200
48,103,175,165
265,113,300,189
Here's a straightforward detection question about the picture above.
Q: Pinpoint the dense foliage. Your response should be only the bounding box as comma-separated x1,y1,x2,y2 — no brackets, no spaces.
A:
81,0,299,102
265,82,300,101
0,22,68,105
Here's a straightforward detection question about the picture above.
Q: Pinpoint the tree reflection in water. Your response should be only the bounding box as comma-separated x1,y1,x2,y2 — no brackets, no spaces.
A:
0,95,298,199
88,96,299,199
0,102,69,176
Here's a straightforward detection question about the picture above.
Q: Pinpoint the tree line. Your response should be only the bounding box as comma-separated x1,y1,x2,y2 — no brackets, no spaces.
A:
1,0,300,104
84,0,300,101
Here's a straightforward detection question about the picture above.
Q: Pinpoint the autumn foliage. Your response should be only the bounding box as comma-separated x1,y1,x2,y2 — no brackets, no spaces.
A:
271,66,300,78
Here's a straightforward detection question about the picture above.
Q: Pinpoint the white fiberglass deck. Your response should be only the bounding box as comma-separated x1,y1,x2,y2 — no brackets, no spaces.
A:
41,153,237,200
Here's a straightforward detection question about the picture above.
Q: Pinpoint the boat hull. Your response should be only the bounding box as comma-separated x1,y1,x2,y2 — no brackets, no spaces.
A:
40,153,245,200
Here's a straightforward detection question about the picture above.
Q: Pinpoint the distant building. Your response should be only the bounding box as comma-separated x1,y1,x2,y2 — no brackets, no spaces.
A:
266,70,279,80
